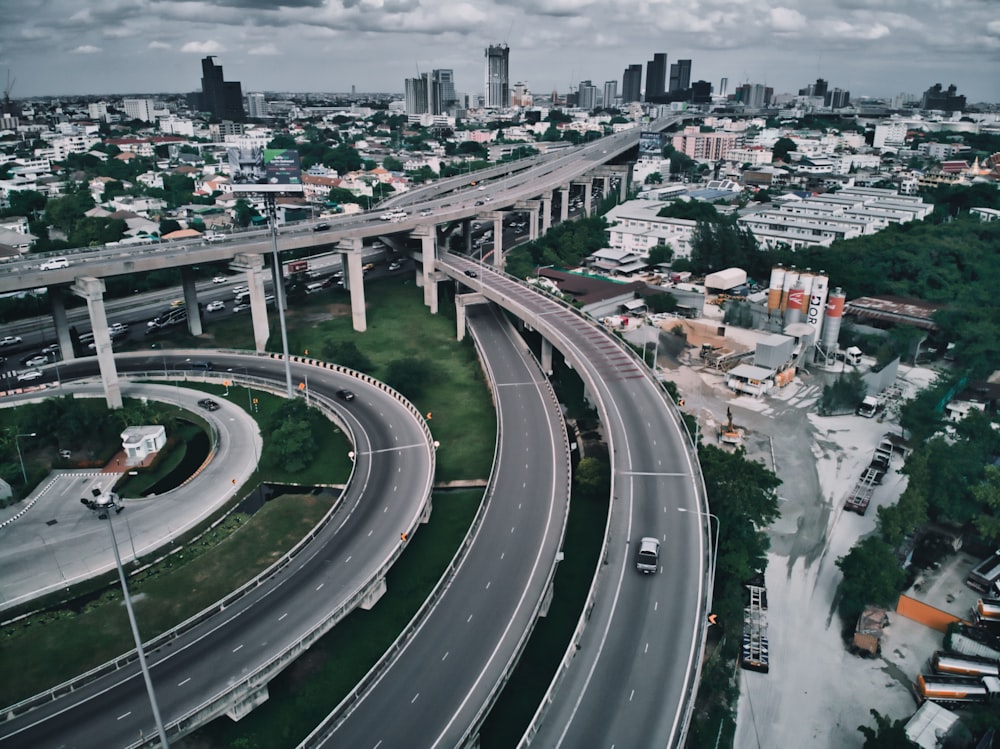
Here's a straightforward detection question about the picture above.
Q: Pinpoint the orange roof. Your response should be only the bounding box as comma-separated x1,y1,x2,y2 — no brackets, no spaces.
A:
162,228,202,240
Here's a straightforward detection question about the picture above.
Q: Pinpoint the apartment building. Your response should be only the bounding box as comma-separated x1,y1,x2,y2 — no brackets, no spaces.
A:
604,200,697,260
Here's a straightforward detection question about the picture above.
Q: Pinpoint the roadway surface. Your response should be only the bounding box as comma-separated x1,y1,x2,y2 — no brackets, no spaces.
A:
306,304,571,749
0,352,434,749
437,254,708,749
0,380,262,611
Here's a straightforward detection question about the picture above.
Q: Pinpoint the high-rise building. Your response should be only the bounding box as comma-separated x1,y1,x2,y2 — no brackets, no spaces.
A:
603,80,618,109
405,74,429,115
432,69,456,114
645,53,668,102
690,80,712,104
577,80,598,110
720,77,728,98
123,98,155,123
88,101,109,120
247,93,268,119
622,64,642,103
669,59,691,93
827,88,850,109
199,56,245,122
484,44,510,109
921,83,965,112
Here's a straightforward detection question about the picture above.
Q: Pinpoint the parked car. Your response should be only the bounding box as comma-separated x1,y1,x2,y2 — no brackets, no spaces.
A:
206,300,225,312
0,335,23,347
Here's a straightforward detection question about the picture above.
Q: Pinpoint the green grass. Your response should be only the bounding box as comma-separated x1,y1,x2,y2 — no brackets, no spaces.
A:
182,489,483,749
0,494,334,706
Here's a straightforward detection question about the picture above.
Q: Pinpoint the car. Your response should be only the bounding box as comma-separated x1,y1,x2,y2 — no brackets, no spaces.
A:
419,209,432,217
197,398,220,411
388,261,401,271
380,212,395,221
39,257,69,271
23,355,48,367
41,343,60,356
203,232,225,243
232,285,249,296
313,222,331,231
474,200,485,206
16,369,43,382
635,536,661,574
0,335,22,347
206,300,225,312
464,269,478,278
233,302,251,312
58,449,72,460
477,185,486,191
336,389,355,401
212,275,227,284
109,322,128,335
483,196,492,202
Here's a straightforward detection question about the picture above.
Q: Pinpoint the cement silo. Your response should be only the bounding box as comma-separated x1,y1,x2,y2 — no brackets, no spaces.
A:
785,281,805,325
767,265,785,316
821,287,846,351
780,266,798,310
805,272,829,342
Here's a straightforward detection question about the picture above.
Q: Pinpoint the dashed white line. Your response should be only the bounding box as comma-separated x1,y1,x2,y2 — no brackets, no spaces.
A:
629,689,635,701
345,556,352,564
486,580,492,589
178,677,191,687
278,613,288,621
316,583,324,591
467,613,474,623
233,644,244,653
500,552,505,560
411,693,420,704
654,601,659,611
368,529,373,537
442,651,449,661
644,643,649,654
117,711,131,720
510,526,515,534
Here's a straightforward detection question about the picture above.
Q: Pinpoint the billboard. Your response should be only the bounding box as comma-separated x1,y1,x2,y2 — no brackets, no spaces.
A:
228,147,304,193
638,131,664,156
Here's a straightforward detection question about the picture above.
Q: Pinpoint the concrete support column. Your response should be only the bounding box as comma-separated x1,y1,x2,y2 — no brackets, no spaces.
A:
540,337,553,375
49,286,74,362
528,204,539,241
232,253,269,353
456,295,467,342
620,164,632,201
463,217,473,255
581,179,593,216
413,227,438,314
339,237,367,332
180,267,203,336
601,175,610,198
492,213,504,270
541,191,552,234
559,186,570,223
71,277,122,409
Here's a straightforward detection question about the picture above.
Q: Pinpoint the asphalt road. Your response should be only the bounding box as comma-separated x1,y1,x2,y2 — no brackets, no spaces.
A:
438,254,708,749
309,305,570,749
0,353,434,749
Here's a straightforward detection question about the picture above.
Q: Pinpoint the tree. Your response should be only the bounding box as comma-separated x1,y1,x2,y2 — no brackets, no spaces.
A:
267,134,298,150
159,219,182,236
644,172,663,185
320,340,372,372
772,137,797,163
382,155,404,172
457,141,489,159
647,244,673,266
857,709,917,748
973,465,1000,542
574,456,610,502
817,370,866,415
384,357,435,400
836,536,906,622
644,292,678,314
2,190,47,219
328,187,362,206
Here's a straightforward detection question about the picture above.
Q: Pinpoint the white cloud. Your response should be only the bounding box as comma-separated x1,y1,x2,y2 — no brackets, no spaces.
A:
248,43,280,56
148,40,171,50
71,44,101,54
769,7,807,32
180,40,226,54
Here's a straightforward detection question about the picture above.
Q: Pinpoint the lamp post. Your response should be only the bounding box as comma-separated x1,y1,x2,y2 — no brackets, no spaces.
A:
265,195,294,397
15,432,37,485
677,507,719,603
535,264,555,291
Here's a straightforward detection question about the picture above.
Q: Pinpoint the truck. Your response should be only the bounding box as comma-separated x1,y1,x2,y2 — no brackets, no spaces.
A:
915,674,1000,706
932,651,1000,678
975,598,1000,625
967,551,1000,595
854,606,889,656
857,395,883,418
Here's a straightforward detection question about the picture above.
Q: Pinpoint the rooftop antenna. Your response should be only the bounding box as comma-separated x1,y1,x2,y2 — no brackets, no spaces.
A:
3,69,14,113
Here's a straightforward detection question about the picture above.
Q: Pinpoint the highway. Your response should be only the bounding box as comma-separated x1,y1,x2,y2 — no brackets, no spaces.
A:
303,305,571,749
436,254,708,748
0,352,435,749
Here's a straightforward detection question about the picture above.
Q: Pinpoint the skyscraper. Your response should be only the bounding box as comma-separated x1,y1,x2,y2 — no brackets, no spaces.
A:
405,74,429,115
669,59,692,93
603,80,618,109
622,64,642,104
199,56,245,122
645,53,667,102
123,98,155,123
485,44,510,109
247,93,268,119
432,69,456,114
577,80,598,111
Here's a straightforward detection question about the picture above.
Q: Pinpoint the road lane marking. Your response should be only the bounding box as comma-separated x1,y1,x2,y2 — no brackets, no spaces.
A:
368,529,373,536
278,613,287,621
500,552,505,560
345,556,352,563
411,693,420,704
316,583,324,591
442,651,449,661
629,689,635,701
117,712,132,720
178,677,191,686
233,644,243,653
654,601,659,611
467,614,474,623
644,643,649,653
486,580,492,589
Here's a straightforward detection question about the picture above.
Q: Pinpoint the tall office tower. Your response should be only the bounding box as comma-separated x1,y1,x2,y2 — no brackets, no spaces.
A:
720,77,728,97
247,93,267,118
199,56,245,121
484,44,510,109
431,69,456,114
690,80,712,104
88,101,109,120
669,59,692,93
404,74,429,114
622,64,642,103
828,88,850,109
603,80,618,108
645,52,667,101
577,80,598,110
123,98,155,122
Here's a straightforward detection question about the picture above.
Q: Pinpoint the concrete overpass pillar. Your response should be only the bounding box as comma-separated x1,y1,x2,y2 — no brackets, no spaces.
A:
492,213,504,270
559,186,570,223
523,201,540,242
541,191,552,234
456,294,467,342
232,253,269,353
463,217,473,255
540,338,553,375
339,237,368,332
413,226,438,314
581,179,593,216
49,286,74,362
620,164,632,201
71,277,122,409
180,267,203,336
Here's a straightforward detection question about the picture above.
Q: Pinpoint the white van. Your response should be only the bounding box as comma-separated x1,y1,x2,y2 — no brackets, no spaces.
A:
40,257,69,271
636,537,660,574
306,282,324,294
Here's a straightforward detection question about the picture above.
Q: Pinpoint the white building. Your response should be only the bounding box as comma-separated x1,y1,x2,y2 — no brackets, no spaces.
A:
604,200,697,260
123,98,156,123
120,425,167,465
873,122,908,150
247,93,268,119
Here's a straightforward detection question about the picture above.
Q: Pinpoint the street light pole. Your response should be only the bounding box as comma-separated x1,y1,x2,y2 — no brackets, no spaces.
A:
15,432,37,485
266,195,294,397
678,507,720,603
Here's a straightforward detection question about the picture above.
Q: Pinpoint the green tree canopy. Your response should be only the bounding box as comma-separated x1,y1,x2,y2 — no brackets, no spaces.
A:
857,709,917,748
772,137,797,162
647,244,673,266
836,536,906,622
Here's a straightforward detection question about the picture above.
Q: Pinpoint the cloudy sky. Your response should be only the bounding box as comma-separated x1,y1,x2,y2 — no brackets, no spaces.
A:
3,0,998,103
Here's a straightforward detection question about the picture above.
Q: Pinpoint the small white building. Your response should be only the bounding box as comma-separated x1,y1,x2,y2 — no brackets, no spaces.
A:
121,425,167,464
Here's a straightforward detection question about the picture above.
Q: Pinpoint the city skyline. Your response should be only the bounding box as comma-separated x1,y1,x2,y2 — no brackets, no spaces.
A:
1,1,998,103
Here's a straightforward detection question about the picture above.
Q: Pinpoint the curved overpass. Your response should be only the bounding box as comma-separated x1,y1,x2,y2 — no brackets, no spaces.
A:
437,254,710,748
0,352,435,749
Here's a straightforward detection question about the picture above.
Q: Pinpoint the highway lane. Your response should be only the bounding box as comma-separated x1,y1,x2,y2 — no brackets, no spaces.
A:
0,353,434,749
305,304,571,749
437,254,707,749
